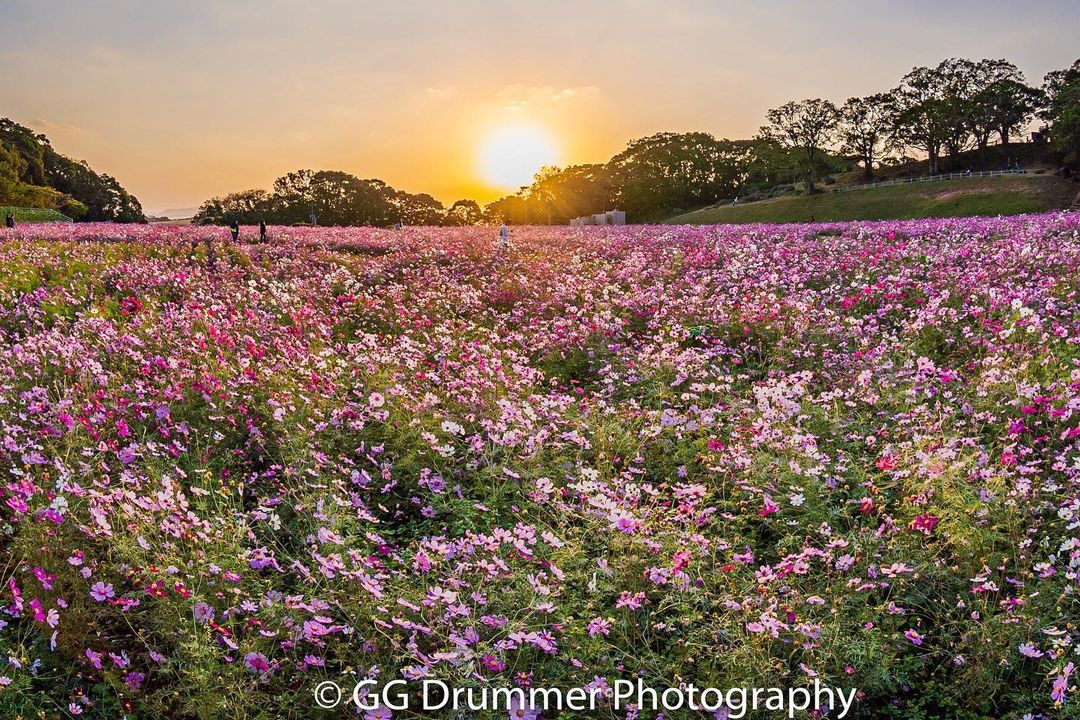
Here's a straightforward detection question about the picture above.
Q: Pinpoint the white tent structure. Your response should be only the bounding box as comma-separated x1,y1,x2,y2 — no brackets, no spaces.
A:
570,209,626,226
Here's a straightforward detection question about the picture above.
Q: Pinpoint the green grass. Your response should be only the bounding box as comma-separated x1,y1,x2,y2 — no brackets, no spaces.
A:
665,175,1077,225
0,206,73,223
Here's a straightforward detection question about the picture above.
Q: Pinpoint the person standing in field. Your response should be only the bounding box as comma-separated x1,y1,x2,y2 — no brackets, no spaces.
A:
229,219,240,242
4,212,14,228
498,221,510,252
259,219,267,243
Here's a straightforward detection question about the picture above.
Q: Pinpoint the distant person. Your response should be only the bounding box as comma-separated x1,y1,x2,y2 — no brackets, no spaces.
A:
498,221,510,252
732,196,738,206
259,219,267,242
205,237,217,273
4,212,14,229
229,220,240,242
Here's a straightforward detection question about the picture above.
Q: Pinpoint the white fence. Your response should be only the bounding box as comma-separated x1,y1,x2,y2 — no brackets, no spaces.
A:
836,169,1029,192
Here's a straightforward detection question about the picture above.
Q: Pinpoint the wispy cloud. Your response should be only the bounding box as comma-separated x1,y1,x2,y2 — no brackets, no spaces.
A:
28,119,90,137
425,85,458,100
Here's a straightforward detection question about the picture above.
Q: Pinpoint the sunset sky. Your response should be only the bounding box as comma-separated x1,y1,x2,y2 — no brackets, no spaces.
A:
2,0,1078,214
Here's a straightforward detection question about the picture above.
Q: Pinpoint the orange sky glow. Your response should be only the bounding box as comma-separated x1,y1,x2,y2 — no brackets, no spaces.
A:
2,0,1077,214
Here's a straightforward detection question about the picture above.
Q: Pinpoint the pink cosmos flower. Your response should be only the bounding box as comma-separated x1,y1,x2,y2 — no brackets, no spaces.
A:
244,652,271,675
910,514,939,534
587,617,612,637
876,454,898,471
508,696,539,720
1051,662,1074,703
1018,643,1043,658
90,582,115,603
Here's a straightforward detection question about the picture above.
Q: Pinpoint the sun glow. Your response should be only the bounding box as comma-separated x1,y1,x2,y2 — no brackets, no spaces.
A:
478,123,561,190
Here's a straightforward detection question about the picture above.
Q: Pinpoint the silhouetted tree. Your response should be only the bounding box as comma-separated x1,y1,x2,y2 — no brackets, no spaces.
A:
443,199,483,226
608,132,753,216
970,59,1043,149
839,93,897,180
1043,59,1080,167
892,65,952,175
194,189,271,225
763,99,840,192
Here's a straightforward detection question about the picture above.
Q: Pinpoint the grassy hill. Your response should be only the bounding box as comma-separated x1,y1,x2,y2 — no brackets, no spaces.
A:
665,175,1078,225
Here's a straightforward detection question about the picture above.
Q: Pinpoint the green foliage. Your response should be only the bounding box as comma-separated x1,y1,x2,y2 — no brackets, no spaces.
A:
666,175,1072,224
1043,59,1080,167
763,99,841,193
443,198,484,225
0,118,146,222
484,135,845,223
194,170,447,227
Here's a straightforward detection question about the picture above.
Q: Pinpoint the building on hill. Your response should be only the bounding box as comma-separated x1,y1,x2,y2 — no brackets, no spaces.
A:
570,209,626,226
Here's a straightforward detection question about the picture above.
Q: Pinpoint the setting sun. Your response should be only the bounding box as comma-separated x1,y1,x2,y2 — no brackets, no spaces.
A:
478,123,561,191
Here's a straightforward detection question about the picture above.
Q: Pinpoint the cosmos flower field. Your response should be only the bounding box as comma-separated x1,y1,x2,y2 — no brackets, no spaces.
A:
0,215,1079,719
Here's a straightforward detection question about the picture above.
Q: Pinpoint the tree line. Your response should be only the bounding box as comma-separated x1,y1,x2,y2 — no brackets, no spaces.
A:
193,169,484,227
195,56,1080,227
493,57,1080,223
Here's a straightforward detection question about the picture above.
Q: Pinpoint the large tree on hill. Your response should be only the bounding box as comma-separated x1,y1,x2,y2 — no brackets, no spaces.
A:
839,93,897,181
970,59,1043,149
935,58,980,166
1043,59,1080,168
892,65,952,175
763,99,839,193
607,132,752,217
891,58,1034,174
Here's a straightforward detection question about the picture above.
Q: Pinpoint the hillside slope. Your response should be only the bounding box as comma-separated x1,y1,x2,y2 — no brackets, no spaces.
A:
0,118,145,222
665,175,1077,225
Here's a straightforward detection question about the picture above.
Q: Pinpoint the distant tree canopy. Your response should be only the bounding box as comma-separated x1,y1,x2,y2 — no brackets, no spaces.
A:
0,118,144,222
194,169,449,227
483,134,844,224
888,58,1048,175
443,199,484,226
609,133,758,218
